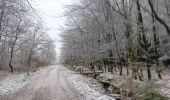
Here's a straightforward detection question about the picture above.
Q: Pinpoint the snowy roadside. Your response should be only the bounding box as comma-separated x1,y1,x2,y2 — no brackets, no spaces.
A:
65,70,116,100
0,72,36,96
0,66,116,100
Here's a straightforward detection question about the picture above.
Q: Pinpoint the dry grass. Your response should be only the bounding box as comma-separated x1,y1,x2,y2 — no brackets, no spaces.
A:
110,67,170,98
0,71,11,80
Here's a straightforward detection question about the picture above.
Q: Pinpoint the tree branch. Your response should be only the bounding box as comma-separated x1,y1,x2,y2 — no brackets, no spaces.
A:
148,0,170,35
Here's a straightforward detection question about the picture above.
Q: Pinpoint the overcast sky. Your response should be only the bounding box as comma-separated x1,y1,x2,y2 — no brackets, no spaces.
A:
34,0,72,59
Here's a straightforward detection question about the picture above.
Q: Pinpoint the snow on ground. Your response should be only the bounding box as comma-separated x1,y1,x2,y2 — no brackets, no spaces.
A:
0,72,36,96
99,72,114,80
95,95,116,100
65,70,116,100
155,72,170,98
0,66,116,100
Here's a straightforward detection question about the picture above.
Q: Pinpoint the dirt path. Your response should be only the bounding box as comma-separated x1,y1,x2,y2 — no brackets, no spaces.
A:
0,65,82,100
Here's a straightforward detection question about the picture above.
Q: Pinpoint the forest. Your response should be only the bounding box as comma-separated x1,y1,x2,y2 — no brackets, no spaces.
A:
61,0,170,80
60,0,170,99
0,0,56,73
1,0,170,100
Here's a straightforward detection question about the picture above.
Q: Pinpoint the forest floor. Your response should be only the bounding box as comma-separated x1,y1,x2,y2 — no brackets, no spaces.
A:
109,68,170,98
156,70,170,97
0,65,115,100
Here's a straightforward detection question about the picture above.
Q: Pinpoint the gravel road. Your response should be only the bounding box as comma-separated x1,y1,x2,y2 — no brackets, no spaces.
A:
0,65,82,100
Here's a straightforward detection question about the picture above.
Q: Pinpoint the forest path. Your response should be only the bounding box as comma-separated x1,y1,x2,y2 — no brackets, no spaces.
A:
0,65,82,100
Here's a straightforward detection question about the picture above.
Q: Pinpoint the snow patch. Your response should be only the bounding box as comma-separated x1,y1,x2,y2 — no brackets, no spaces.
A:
66,71,115,100
0,72,36,96
99,72,114,80
95,95,116,100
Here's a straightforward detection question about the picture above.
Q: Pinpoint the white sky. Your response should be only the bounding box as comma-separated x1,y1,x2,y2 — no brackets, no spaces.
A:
34,0,72,59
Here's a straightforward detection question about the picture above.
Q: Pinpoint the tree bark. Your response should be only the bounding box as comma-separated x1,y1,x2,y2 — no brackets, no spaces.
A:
119,65,123,76
9,48,14,73
147,64,152,80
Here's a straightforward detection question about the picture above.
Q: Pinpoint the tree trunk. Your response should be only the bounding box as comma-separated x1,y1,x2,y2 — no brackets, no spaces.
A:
9,48,14,73
127,66,129,75
9,63,14,73
126,24,137,79
120,66,123,76
132,67,138,79
150,0,162,80
147,64,152,80
158,71,162,79
27,54,32,76
137,67,144,81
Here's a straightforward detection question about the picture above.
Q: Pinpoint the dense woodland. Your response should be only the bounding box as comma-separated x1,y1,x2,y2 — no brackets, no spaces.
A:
61,0,170,81
1,0,170,99
0,0,56,73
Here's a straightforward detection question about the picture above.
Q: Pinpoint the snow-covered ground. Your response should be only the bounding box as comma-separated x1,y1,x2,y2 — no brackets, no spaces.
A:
66,71,115,100
3,65,170,99
98,69,170,98
0,72,36,96
0,65,116,100
155,71,170,98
